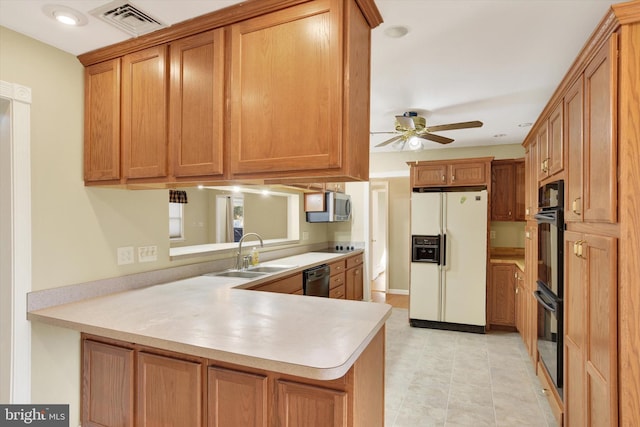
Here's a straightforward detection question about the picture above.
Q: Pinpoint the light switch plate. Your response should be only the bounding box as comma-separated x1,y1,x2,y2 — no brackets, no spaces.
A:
138,245,158,262
117,246,134,265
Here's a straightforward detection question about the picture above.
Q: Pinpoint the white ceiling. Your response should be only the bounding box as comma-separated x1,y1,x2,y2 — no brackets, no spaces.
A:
0,0,619,152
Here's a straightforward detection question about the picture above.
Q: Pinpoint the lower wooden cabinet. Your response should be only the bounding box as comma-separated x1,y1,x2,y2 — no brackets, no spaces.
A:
208,366,267,427
523,224,538,364
345,254,364,301
564,231,618,427
249,273,303,294
488,264,516,329
82,339,134,427
82,328,385,427
277,380,347,427
137,352,203,427
329,260,346,299
515,267,526,335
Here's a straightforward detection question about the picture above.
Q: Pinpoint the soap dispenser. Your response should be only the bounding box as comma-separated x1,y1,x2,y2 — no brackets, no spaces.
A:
251,247,259,266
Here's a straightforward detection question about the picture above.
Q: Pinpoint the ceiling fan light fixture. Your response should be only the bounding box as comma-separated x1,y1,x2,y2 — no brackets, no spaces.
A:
43,4,88,26
408,136,423,150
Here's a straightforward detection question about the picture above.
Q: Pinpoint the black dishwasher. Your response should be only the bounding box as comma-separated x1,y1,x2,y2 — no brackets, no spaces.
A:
303,264,330,297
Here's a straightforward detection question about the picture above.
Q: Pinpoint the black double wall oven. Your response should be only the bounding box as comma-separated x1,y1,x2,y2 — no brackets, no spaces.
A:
534,180,564,399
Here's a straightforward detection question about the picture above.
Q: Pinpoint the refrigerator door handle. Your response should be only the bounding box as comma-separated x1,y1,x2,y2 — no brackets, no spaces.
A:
441,234,447,267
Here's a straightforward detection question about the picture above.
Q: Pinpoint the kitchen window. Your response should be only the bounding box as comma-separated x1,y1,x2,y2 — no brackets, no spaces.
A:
169,202,184,240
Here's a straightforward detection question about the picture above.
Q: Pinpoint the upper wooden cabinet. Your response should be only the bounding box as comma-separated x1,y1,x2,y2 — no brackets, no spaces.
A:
84,59,121,183
582,33,617,223
491,159,525,221
81,0,381,187
537,101,564,181
170,29,226,180
121,46,169,181
229,0,341,178
409,157,493,189
524,142,538,219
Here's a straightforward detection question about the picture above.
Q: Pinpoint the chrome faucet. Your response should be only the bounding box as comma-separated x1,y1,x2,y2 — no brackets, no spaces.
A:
236,232,264,270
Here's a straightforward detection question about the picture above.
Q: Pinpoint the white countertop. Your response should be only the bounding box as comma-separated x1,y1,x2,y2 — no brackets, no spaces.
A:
28,251,391,380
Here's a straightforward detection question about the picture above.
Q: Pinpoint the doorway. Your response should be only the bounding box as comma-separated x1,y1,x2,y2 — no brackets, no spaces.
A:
0,81,32,403
369,181,389,299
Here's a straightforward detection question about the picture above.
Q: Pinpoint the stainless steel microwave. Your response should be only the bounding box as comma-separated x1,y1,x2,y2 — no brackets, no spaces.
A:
306,192,352,223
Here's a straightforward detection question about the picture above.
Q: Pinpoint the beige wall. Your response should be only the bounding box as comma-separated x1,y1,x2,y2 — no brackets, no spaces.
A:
0,26,328,424
490,221,526,248
385,177,411,292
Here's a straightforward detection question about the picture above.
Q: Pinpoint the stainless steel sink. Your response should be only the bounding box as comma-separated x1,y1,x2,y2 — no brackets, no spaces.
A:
212,271,267,278
248,265,296,273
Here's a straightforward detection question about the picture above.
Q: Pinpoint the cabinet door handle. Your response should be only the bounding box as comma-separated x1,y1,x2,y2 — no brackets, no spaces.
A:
441,175,446,182
452,175,456,182
572,197,581,215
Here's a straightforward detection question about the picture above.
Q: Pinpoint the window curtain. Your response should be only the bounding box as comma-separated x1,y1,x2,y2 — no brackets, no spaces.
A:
169,189,188,203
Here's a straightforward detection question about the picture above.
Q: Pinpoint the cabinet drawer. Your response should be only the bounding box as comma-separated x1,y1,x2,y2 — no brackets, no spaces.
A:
329,284,345,299
330,273,345,289
346,254,363,269
329,260,346,275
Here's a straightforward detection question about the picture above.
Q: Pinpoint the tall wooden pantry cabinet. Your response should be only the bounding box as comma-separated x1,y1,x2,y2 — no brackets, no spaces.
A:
522,1,640,425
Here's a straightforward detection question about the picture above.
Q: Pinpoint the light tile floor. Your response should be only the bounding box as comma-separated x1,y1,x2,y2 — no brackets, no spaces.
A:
384,308,558,427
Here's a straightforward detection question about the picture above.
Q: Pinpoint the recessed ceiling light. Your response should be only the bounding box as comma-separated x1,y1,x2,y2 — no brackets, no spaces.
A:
518,122,533,128
43,4,88,26
384,26,409,38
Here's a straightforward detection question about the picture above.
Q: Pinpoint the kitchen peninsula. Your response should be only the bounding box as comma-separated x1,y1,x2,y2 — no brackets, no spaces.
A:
28,252,390,427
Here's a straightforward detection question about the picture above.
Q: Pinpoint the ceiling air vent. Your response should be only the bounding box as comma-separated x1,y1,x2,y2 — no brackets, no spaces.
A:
90,1,167,37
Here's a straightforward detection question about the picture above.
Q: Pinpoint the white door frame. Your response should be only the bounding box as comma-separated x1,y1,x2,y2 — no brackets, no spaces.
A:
0,80,32,403
369,181,389,292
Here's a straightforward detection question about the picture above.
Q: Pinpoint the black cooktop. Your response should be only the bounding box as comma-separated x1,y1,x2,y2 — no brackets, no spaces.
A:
324,245,357,253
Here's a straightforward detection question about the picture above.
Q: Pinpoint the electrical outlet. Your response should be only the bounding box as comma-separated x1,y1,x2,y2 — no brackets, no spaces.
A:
302,231,309,241
138,245,158,262
117,246,134,265
490,230,496,240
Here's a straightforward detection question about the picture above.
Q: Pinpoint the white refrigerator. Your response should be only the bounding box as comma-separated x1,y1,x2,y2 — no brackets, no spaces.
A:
409,190,488,331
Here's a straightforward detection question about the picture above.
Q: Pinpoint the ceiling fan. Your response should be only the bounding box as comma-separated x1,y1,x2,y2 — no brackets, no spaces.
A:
372,112,483,150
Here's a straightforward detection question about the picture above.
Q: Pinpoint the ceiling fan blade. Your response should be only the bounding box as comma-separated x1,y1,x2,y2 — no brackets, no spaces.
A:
419,133,455,144
395,115,415,130
375,134,405,147
370,131,398,135
426,120,483,132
